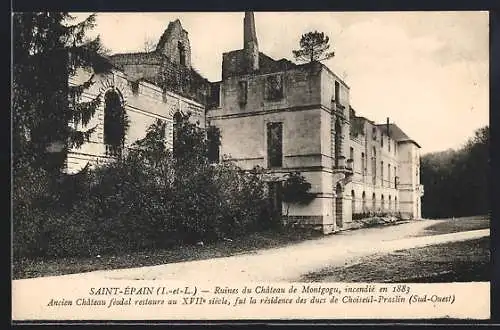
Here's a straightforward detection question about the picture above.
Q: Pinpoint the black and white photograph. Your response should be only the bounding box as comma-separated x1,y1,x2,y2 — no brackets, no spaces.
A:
11,11,490,320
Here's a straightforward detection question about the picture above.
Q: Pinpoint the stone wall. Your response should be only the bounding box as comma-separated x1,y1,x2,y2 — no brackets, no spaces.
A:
397,141,422,219
156,19,192,68
222,50,296,79
66,67,204,173
345,119,400,217
213,62,322,117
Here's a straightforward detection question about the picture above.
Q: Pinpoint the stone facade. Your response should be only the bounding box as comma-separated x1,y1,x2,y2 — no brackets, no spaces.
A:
67,12,423,232
66,19,206,173
109,19,212,106
208,12,423,233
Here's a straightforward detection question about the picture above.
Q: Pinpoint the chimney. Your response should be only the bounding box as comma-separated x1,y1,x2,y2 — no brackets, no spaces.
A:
386,117,390,138
243,12,259,72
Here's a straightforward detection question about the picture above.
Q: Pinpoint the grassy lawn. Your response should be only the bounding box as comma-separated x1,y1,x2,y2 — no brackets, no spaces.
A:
414,215,490,237
13,228,323,280
301,237,490,283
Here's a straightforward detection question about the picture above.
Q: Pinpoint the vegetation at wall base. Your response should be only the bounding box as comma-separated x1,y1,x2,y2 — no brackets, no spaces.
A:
13,111,280,259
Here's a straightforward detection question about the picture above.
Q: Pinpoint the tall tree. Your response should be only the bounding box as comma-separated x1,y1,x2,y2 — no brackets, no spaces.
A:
292,31,335,63
12,12,112,176
420,126,489,218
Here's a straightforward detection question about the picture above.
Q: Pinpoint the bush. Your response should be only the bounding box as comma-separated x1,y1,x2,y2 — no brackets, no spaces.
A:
13,115,272,258
352,211,400,221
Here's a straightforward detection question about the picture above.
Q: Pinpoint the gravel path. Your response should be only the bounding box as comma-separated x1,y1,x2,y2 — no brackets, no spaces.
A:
13,219,489,284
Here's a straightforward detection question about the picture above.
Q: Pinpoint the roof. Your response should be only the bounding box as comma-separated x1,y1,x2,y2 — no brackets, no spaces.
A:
376,123,421,148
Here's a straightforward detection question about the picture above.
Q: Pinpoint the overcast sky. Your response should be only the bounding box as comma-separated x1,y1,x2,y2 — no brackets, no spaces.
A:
73,11,489,154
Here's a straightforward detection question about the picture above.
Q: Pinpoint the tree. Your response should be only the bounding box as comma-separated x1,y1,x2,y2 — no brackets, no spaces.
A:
143,37,157,52
12,12,112,176
281,172,314,218
420,126,489,218
292,31,335,63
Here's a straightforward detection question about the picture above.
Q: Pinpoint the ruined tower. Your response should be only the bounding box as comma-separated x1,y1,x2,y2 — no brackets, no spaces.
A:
243,11,259,72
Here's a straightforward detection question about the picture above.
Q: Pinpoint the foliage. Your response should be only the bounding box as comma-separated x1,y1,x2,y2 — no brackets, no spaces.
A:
292,31,335,63
12,12,112,176
420,126,489,218
143,37,157,52
282,172,314,217
12,12,115,257
352,212,401,221
13,113,272,258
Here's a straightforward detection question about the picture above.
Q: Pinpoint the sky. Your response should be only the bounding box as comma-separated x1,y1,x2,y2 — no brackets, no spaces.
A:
73,11,489,154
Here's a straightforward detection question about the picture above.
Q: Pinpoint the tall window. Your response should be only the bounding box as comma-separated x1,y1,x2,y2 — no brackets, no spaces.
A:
334,81,340,105
351,190,355,214
237,80,247,106
381,160,384,187
388,137,391,152
207,125,220,164
334,119,342,167
362,191,366,213
178,41,186,66
388,195,392,211
372,192,376,211
349,147,354,169
381,134,384,147
381,194,385,211
104,89,126,157
267,122,283,168
388,164,391,187
371,147,377,185
361,152,365,176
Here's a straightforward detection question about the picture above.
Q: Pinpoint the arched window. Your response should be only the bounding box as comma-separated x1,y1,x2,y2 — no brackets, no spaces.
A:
389,195,392,211
381,194,385,211
351,190,355,214
103,89,126,157
372,192,376,211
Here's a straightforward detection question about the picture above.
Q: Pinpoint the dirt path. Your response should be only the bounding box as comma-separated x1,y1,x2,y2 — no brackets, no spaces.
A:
13,219,489,284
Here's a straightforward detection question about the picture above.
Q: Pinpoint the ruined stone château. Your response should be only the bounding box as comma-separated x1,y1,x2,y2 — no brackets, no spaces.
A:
68,12,423,233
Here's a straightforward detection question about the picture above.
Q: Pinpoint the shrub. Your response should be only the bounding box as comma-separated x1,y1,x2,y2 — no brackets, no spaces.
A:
13,114,272,258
